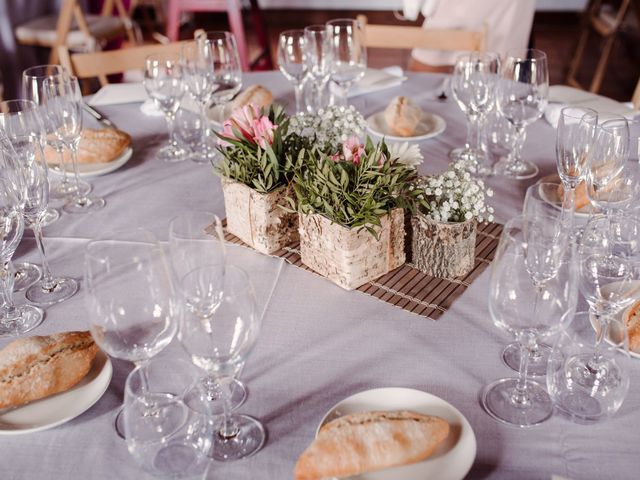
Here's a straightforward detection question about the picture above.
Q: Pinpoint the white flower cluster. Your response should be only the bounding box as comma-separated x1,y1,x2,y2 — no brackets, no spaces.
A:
421,162,494,223
288,105,367,151
388,142,424,167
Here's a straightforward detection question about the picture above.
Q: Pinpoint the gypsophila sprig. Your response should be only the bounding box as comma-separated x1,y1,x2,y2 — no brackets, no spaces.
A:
288,105,367,153
420,162,494,223
288,136,426,238
215,103,304,194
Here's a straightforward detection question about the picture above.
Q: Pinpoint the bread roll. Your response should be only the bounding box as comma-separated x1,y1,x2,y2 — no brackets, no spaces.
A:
556,181,590,211
384,96,422,137
625,300,640,353
231,85,273,111
294,410,450,480
0,331,99,409
44,128,131,165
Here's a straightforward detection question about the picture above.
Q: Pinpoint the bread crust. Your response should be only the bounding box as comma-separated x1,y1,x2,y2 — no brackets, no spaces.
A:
44,128,131,165
231,85,273,111
294,410,450,480
0,331,99,409
625,300,640,353
384,96,421,137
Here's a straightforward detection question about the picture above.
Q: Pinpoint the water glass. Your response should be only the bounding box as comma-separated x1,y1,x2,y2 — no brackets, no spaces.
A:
278,30,308,113
174,108,203,161
327,18,367,106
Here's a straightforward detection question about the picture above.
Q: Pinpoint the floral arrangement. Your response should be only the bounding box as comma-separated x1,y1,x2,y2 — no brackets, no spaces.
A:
289,136,426,237
419,162,494,223
216,104,305,194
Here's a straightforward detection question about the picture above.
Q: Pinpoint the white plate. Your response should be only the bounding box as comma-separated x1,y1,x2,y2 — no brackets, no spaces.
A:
0,351,113,435
366,111,446,142
50,147,133,178
317,387,476,480
537,181,592,218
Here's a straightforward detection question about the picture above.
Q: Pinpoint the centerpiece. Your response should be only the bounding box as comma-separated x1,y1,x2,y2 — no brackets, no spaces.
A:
215,104,304,254
411,162,494,279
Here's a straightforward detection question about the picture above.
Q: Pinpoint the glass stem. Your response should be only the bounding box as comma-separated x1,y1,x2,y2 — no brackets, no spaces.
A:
466,114,479,151
199,102,210,153
69,146,87,205
218,377,239,439
56,146,69,185
562,185,576,236
0,261,16,312
166,113,178,149
588,312,608,371
512,331,536,406
511,125,527,167
293,83,304,113
32,221,55,291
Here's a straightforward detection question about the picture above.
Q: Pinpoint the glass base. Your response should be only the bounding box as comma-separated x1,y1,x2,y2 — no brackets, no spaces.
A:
13,262,42,293
183,377,246,416
0,305,44,337
158,143,187,163
198,414,265,461
493,158,539,180
25,277,78,307
40,208,60,227
114,406,126,439
481,377,553,427
63,196,105,214
49,178,92,200
502,342,552,377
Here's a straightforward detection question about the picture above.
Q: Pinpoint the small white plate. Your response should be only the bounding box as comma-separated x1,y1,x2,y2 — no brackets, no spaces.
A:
366,111,446,142
537,182,592,218
0,351,113,435
50,147,133,178
317,387,476,480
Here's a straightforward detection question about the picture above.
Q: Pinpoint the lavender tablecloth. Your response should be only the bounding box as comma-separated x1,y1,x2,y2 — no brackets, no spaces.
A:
0,71,638,480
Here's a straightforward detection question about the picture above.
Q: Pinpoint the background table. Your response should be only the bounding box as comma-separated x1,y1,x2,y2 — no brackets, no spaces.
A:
0,71,638,479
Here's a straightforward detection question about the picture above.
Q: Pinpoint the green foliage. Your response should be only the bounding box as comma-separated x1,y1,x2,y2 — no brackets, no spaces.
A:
288,137,427,238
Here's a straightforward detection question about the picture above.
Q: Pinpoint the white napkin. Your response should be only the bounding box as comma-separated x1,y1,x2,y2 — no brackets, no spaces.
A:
88,82,148,106
346,67,407,98
544,85,639,128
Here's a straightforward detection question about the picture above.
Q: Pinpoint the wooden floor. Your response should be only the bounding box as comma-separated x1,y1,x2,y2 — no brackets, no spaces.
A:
171,9,640,102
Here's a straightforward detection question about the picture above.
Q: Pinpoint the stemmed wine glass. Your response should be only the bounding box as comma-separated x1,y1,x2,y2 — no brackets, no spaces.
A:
327,18,367,106
43,75,105,213
482,216,578,427
304,25,332,113
450,52,500,176
0,100,78,307
495,49,549,179
0,135,43,336
278,30,308,114
180,265,265,461
22,64,91,202
84,231,177,437
144,53,187,162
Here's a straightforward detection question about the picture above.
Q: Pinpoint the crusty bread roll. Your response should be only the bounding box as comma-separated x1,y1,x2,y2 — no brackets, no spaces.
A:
625,300,640,353
556,181,590,211
0,331,99,409
384,96,422,137
294,410,450,480
231,85,273,111
44,128,131,165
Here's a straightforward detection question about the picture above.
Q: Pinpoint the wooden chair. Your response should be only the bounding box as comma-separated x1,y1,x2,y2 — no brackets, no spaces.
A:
356,14,487,53
15,0,138,65
59,41,188,87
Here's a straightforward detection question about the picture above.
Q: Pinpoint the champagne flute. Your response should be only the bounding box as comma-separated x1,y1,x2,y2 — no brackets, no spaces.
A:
0,100,78,307
85,231,177,437
304,24,332,113
43,75,105,213
495,49,549,179
327,18,367,106
144,53,186,162
278,30,308,114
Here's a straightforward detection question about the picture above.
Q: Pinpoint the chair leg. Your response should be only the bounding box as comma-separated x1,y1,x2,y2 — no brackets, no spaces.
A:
589,35,616,93
166,0,181,42
226,0,249,71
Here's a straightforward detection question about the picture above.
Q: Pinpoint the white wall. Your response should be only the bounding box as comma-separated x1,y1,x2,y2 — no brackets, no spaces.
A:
257,0,588,11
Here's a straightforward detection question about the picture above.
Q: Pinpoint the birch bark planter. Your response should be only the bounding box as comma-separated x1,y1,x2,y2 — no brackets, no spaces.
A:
411,213,476,279
298,209,405,290
221,178,298,254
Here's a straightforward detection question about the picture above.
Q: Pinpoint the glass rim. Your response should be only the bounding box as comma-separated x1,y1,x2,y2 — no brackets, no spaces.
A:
560,106,598,121
279,28,306,38
304,24,329,33
326,18,361,29
0,98,38,113
22,64,66,79
504,48,547,62
145,51,181,63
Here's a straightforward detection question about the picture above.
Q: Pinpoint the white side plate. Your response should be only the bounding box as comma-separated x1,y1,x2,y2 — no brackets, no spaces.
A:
318,387,476,480
50,147,133,178
366,111,446,142
0,351,113,435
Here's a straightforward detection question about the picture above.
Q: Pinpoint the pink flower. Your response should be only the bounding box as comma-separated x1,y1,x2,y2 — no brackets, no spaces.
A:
218,103,278,148
252,116,277,148
341,136,365,165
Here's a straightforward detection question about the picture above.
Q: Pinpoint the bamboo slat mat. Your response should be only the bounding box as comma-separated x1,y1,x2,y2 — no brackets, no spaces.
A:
223,221,503,321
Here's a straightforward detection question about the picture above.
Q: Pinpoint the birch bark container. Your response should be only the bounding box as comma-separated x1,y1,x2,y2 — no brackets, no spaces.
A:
221,178,298,254
298,208,405,290
411,213,476,279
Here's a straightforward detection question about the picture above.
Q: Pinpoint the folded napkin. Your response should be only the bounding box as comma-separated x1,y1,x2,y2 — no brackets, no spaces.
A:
544,85,639,128
346,67,407,98
88,82,148,106
140,99,164,117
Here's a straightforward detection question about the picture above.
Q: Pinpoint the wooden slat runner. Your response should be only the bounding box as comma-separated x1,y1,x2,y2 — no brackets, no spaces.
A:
223,221,503,321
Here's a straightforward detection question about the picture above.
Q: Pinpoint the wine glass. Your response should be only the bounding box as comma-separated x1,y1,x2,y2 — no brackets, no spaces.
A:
175,107,203,162
495,49,549,179
144,53,187,162
450,52,500,176
482,216,578,427
180,265,265,461
304,25,332,113
85,231,177,437
43,75,105,213
0,99,78,307
547,311,630,424
0,135,44,336
327,18,367,106
22,64,92,203
278,30,308,114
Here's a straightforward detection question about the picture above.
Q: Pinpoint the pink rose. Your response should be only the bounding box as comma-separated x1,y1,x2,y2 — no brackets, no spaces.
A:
341,136,365,165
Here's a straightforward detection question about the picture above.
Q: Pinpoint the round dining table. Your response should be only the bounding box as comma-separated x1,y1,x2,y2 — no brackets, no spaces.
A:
0,70,638,480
